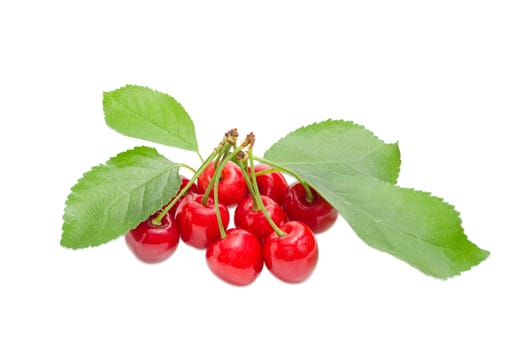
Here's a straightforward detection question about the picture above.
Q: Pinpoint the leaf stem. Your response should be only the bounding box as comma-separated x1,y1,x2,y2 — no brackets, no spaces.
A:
152,150,218,225
180,163,197,173
196,151,204,163
249,149,286,237
254,168,277,177
252,155,314,202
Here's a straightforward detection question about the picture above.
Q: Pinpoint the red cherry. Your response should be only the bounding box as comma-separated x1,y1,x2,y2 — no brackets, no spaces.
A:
263,221,318,283
167,175,198,217
234,195,287,241
251,164,288,205
281,182,338,233
206,228,263,286
125,211,180,263
197,161,247,206
176,194,230,249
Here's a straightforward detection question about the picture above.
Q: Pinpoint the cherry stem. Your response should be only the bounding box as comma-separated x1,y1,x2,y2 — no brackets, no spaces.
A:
201,147,225,206
201,129,241,206
234,151,261,211
211,152,239,239
202,157,221,205
252,155,314,202
249,148,286,237
214,143,231,169
213,181,226,239
152,150,218,226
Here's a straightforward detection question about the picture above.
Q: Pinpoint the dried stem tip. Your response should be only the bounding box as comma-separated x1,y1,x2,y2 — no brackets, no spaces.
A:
240,132,256,148
226,128,239,145
235,150,248,161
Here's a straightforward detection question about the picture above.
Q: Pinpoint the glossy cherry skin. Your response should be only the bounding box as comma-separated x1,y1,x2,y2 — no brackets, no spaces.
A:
167,175,198,217
250,164,288,205
281,182,338,233
234,195,287,242
206,228,263,286
175,194,230,249
197,161,247,206
263,221,318,283
125,211,179,263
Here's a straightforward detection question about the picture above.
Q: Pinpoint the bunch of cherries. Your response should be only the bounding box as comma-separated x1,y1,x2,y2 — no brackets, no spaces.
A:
125,130,338,285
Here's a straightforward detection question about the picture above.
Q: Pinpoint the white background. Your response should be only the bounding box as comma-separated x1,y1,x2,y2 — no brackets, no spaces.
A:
1,1,517,349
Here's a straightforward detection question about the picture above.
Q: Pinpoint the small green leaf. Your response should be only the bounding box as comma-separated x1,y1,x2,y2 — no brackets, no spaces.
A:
103,85,199,152
61,146,181,249
264,119,401,184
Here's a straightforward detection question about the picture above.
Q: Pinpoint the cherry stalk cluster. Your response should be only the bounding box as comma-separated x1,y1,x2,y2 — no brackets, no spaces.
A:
126,129,338,285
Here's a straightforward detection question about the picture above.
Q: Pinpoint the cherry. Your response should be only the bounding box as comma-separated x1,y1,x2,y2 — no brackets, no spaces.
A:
197,161,247,206
125,211,180,263
263,221,318,283
175,194,230,249
234,195,287,242
281,182,338,233
250,164,288,205
167,175,198,218
206,228,263,286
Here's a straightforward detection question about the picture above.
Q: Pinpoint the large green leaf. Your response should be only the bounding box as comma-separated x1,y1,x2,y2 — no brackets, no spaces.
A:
264,119,401,183
305,172,488,278
61,146,180,248
103,85,199,151
264,121,489,278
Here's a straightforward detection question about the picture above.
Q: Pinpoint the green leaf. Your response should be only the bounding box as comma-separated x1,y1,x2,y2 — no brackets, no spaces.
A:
103,85,199,152
61,146,181,249
264,119,401,184
263,121,489,278
311,174,488,278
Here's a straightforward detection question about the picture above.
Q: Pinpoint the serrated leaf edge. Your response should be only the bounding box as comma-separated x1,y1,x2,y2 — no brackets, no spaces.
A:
264,119,401,183
61,146,180,249
103,84,199,151
308,175,490,279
